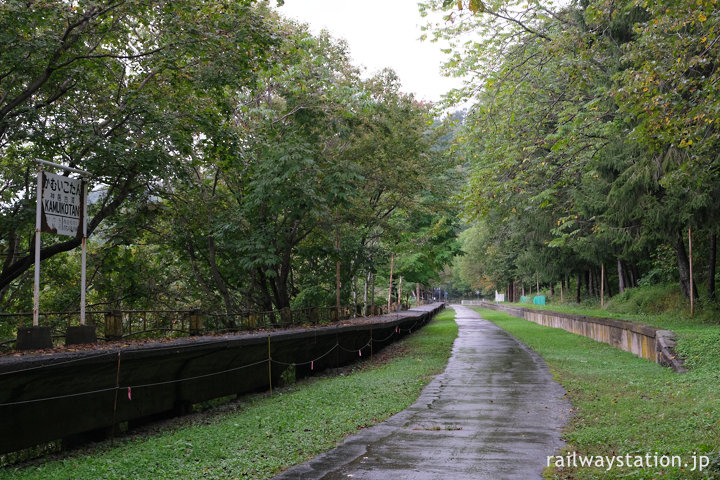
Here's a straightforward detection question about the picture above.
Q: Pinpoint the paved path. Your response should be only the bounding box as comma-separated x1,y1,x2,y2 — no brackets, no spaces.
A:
273,305,570,480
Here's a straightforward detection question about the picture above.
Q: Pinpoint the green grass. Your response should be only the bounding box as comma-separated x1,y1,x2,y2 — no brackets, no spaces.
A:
473,307,720,479
509,282,719,326
0,310,458,480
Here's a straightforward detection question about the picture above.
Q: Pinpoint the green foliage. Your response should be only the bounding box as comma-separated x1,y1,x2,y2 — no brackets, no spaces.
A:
0,310,458,479
0,0,275,308
0,5,462,321
605,283,686,315
424,0,720,303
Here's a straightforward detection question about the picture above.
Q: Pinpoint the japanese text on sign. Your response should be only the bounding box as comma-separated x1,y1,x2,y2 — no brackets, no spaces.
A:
41,171,83,237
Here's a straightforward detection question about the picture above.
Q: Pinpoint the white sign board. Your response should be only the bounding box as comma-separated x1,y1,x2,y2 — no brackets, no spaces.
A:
41,171,83,237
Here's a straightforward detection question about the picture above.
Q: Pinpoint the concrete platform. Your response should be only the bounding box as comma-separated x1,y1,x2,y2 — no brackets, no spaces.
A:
273,304,570,480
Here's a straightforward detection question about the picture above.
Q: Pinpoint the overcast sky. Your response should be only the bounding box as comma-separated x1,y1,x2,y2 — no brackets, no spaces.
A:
276,0,462,104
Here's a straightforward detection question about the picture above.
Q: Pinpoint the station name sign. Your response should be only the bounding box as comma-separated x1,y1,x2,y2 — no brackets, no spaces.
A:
41,171,84,237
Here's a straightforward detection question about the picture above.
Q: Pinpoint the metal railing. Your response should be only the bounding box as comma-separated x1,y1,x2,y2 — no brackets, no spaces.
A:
0,303,407,350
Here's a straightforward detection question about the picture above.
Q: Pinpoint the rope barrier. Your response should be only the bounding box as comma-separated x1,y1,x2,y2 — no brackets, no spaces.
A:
0,386,119,407
123,358,270,391
0,350,118,376
271,343,339,367
372,330,397,343
397,320,421,333
336,338,372,353
0,358,271,407
0,310,441,408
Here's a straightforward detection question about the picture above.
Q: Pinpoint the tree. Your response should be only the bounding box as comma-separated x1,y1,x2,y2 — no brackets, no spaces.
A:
424,0,720,303
0,0,274,297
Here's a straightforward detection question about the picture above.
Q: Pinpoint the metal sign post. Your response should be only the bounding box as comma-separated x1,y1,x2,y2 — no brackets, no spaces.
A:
32,160,90,327
80,180,88,325
33,166,43,327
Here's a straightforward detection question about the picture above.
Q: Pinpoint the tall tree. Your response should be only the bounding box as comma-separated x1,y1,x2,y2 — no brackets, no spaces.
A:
0,0,274,295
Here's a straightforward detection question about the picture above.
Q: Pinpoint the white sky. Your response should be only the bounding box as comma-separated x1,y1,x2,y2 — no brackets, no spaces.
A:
276,0,461,104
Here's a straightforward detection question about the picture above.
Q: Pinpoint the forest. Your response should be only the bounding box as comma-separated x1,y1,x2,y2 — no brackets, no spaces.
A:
0,0,461,339
431,0,720,308
2,0,719,339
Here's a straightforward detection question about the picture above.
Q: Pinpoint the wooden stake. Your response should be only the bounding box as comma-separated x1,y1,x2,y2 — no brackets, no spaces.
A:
600,263,605,308
370,327,373,361
689,227,694,316
387,253,394,312
267,335,272,396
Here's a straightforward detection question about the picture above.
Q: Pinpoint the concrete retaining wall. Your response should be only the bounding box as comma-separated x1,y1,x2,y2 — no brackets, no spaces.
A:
0,303,444,454
477,302,685,373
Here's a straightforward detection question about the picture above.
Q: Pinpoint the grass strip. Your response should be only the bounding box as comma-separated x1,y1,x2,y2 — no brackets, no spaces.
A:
1,309,457,480
474,307,720,480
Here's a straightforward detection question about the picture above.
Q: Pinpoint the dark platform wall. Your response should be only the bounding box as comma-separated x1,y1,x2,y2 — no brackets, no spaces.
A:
0,304,444,454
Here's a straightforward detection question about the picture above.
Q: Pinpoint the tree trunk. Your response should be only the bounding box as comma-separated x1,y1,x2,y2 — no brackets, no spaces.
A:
600,264,604,307
0,232,19,302
625,263,632,289
397,276,403,311
576,273,582,303
207,236,236,314
599,269,608,297
351,275,357,317
253,269,276,314
185,242,216,305
363,271,370,315
370,273,376,314
675,230,698,300
336,231,341,320
559,279,564,303
604,266,612,297
277,255,293,310
709,233,717,301
617,259,625,294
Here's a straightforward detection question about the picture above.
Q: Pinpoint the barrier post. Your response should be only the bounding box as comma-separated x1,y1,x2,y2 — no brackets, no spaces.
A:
189,309,203,335
105,310,123,340
267,335,273,396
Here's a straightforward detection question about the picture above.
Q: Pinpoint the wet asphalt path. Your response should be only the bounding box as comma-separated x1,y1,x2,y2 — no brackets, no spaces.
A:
273,304,570,480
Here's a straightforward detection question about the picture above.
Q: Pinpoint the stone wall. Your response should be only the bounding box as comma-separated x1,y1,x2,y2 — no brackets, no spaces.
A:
477,302,685,373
